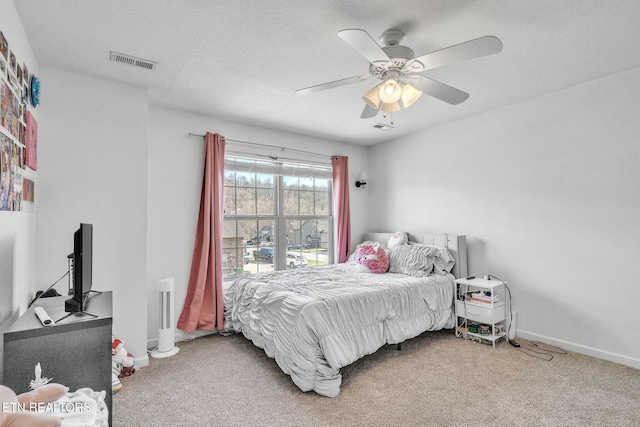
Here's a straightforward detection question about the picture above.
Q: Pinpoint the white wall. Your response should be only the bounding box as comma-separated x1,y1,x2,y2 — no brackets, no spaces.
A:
4,0,637,372
0,0,39,380
35,67,149,365
369,67,640,369
3,48,368,369
146,106,369,345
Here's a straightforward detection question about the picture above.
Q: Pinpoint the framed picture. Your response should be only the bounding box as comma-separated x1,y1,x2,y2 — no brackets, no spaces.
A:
8,50,16,75
25,111,37,170
23,177,34,203
0,31,7,60
7,71,17,90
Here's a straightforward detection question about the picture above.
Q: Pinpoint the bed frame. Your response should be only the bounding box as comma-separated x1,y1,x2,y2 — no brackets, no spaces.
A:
362,231,468,279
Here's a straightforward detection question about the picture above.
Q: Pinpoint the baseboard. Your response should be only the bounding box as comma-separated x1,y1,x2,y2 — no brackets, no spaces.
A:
138,330,216,369
146,329,217,354
517,329,640,370
134,353,150,369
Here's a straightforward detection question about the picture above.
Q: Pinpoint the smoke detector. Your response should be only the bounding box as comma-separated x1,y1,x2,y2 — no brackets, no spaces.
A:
109,51,157,70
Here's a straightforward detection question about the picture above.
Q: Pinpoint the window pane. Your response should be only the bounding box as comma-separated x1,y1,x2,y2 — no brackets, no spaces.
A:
222,220,251,278
225,220,277,277
286,219,302,248
314,179,329,191
222,220,238,248
285,219,309,269
316,219,329,247
283,176,298,190
297,219,327,267
299,190,314,215
315,191,329,215
236,187,256,215
299,177,313,190
256,173,274,188
224,186,236,215
283,189,298,215
257,222,275,246
224,171,235,186
256,188,275,215
236,172,253,186
252,221,276,274
238,220,257,245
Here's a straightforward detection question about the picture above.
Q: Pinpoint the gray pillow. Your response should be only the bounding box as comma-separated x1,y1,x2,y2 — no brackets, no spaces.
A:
388,245,437,277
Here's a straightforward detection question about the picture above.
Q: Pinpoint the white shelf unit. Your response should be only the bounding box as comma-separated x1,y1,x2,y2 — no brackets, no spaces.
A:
454,277,507,349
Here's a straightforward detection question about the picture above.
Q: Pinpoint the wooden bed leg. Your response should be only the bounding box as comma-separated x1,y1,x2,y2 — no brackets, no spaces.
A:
396,343,402,351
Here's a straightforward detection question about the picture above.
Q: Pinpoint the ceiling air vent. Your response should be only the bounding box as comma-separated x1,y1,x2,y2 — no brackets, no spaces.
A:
109,51,157,70
373,123,394,131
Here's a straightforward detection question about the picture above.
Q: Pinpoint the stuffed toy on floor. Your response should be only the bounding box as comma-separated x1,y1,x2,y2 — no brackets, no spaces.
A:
111,335,135,394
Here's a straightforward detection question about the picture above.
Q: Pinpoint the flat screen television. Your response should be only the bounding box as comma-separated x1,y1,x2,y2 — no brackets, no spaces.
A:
65,223,93,313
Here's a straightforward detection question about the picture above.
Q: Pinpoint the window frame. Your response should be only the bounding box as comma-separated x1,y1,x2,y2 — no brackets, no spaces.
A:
223,156,333,280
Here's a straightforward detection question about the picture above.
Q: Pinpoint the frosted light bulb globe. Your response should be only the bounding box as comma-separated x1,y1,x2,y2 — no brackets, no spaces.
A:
378,79,402,104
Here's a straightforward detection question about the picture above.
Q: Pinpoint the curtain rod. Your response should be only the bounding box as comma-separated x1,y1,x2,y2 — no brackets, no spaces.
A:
188,132,333,160
225,150,331,167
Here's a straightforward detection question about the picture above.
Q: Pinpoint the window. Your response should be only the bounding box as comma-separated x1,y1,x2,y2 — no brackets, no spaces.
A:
222,156,333,279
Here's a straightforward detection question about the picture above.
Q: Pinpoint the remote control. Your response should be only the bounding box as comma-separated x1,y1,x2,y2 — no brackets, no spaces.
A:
35,306,54,326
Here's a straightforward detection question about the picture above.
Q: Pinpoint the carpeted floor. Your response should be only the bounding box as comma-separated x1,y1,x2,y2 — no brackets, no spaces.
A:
113,330,640,426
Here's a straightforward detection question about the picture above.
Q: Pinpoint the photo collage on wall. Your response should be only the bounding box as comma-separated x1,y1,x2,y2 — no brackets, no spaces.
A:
0,28,37,212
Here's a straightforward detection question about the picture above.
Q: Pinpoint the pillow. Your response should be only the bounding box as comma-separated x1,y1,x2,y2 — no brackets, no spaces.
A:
408,242,456,274
387,231,408,249
355,243,389,274
388,245,437,277
433,247,455,274
348,240,390,263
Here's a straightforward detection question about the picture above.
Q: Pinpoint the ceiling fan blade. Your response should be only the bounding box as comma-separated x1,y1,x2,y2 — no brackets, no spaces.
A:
338,29,390,65
296,74,373,95
405,36,503,73
411,77,469,105
360,104,380,119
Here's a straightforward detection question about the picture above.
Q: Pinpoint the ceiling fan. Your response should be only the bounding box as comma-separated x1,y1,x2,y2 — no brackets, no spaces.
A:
296,29,503,121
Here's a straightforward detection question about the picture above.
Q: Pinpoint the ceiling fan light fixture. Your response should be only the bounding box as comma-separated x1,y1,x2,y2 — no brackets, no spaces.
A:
297,29,503,121
400,84,422,108
362,85,381,109
378,78,402,104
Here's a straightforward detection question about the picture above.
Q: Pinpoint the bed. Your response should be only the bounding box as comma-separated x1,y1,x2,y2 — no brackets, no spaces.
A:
222,231,468,397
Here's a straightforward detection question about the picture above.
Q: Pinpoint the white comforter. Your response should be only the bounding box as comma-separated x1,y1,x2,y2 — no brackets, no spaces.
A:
223,263,455,397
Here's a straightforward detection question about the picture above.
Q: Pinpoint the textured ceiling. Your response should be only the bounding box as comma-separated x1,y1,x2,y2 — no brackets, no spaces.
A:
14,0,640,146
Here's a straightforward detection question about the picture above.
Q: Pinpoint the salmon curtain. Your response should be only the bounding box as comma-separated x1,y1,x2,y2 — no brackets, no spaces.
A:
332,156,351,263
177,132,226,334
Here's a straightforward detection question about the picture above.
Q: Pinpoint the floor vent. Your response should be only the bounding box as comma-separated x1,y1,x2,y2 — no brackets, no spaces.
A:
373,123,394,130
109,51,157,70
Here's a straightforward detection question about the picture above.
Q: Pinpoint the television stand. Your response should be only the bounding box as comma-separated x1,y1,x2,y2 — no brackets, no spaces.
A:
56,309,98,323
3,291,113,426
58,290,103,323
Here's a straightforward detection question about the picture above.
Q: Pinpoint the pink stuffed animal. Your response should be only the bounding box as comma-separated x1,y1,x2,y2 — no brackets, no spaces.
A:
355,244,389,274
